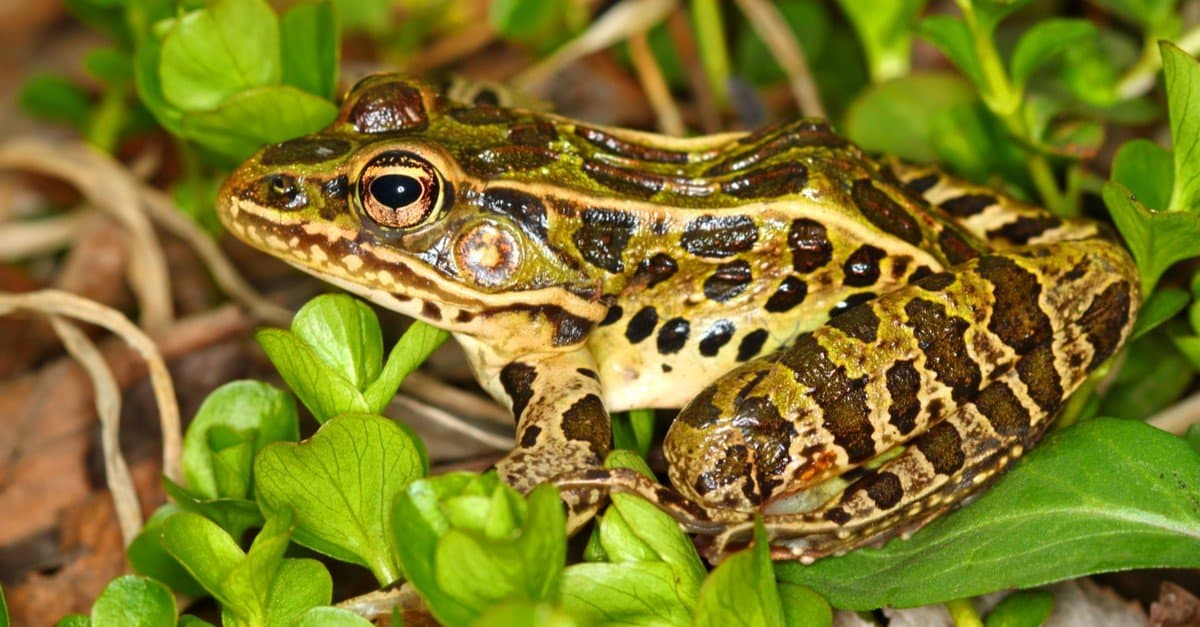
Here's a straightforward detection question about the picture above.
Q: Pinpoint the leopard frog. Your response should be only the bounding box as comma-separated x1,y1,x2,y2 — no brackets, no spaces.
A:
217,75,1139,562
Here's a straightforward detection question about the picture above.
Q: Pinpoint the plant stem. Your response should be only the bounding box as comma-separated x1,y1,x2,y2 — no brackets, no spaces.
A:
1117,25,1200,100
690,0,731,109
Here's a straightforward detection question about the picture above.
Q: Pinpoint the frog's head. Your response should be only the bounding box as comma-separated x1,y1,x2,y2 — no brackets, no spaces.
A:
218,75,607,345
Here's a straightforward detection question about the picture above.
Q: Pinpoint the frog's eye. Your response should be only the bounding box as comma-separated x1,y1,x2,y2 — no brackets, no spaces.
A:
357,151,444,228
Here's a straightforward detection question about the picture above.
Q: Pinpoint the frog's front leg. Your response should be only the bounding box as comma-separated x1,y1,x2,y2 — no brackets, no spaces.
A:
457,334,612,523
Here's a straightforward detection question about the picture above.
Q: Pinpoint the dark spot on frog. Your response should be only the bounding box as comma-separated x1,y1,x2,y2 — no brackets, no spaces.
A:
828,292,877,318
987,215,1062,245
576,368,600,381
1016,344,1062,412
582,160,664,199
851,178,922,245
736,329,769,361
459,145,557,177
698,320,735,357
574,208,639,273
696,445,749,499
657,317,691,354
940,193,996,217
480,187,548,240
730,395,796,502
776,336,876,463
907,265,934,284
885,359,921,435
853,470,903,510
843,245,886,287
455,310,475,323
823,507,852,525
826,303,880,343
678,385,722,430
787,218,833,273
916,271,956,292
500,362,537,421
938,227,981,265
422,301,442,320
507,120,558,146
707,120,844,176
447,105,515,125
261,138,351,166
681,215,759,258
519,425,542,447
348,81,428,133
548,308,593,346
902,173,940,195
765,276,807,313
720,162,808,199
633,253,678,288
599,305,623,326
977,256,1051,354
625,306,659,344
914,421,965,475
1077,281,1132,369
904,298,981,402
703,260,753,302
561,394,612,457
662,363,673,373
575,126,691,163
973,380,1029,438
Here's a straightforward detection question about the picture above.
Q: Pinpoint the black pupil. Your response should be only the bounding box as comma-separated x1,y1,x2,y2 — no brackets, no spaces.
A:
370,174,422,209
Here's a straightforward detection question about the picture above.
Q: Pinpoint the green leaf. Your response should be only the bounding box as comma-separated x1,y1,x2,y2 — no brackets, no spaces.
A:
162,478,264,540
0,583,7,627
254,414,427,584
695,520,784,627
778,583,832,627
18,74,92,129
1162,42,1200,214
835,0,926,81
1112,139,1174,212
90,576,176,627
560,562,692,626
735,0,830,86
1009,19,1097,91
596,494,706,599
177,85,338,162
280,1,339,99
161,512,253,612
1100,331,1192,420
84,47,133,86
1132,288,1189,339
158,0,281,111
183,380,298,500
984,590,1054,627
258,559,333,627
291,295,384,391
611,408,656,458
917,16,984,88
776,419,1200,609
256,328,368,423
55,617,88,627
292,607,373,627
488,0,585,51
362,321,450,413
842,72,977,163
1090,0,1178,31
474,600,580,627
970,0,1034,33
1186,425,1200,455
1104,181,1200,293
126,505,206,597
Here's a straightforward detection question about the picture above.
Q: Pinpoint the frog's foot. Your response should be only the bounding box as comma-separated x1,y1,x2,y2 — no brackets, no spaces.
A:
552,466,736,534
495,448,609,533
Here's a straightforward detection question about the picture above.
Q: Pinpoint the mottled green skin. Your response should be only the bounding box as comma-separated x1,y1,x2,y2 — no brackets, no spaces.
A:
219,75,1139,561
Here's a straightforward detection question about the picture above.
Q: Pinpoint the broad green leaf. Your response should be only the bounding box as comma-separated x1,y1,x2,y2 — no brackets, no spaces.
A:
776,419,1200,609
90,576,176,627
257,328,368,423
183,380,298,499
55,617,88,627
259,559,332,627
1099,331,1192,420
916,16,984,88
158,0,280,111
1171,335,1200,371
474,600,579,627
291,295,384,391
597,494,706,599
970,0,1034,33
178,85,338,162
985,590,1054,627
293,607,373,627
126,505,206,597
18,74,92,129
162,478,264,540
1041,117,1104,159
488,0,585,51
280,0,339,99
778,583,832,627
254,414,427,584
84,47,132,85
842,72,976,163
1186,425,1200,455
1112,139,1174,212
1131,288,1189,339
362,321,450,412
1090,0,1178,30
161,512,250,611
836,0,926,81
177,616,216,627
133,34,184,135
735,0,830,86
1105,181,1200,293
1009,19,1097,91
1162,42,1200,213
560,562,691,626
695,520,784,627
611,408,656,458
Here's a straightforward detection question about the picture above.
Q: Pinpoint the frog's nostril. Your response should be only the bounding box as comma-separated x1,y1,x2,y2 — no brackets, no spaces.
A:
261,174,308,211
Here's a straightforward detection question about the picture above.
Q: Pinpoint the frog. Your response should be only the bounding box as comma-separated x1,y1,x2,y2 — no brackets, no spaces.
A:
217,74,1139,562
